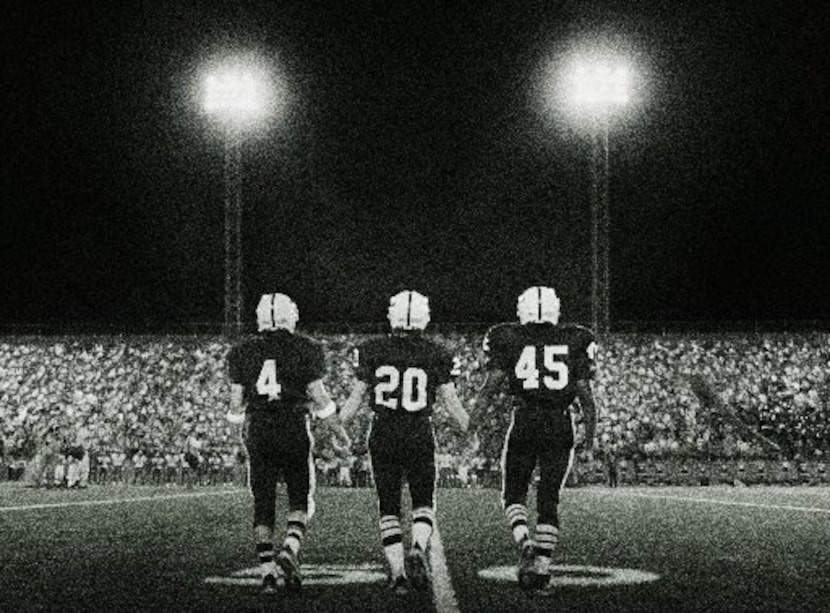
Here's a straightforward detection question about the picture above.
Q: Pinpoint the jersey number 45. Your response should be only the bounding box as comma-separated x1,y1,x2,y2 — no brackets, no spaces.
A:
515,345,569,390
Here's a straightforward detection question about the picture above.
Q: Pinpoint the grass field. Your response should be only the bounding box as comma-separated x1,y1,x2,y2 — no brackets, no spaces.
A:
1,483,829,612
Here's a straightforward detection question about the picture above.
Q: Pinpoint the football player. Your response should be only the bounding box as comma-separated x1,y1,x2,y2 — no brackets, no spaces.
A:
226,293,350,595
339,290,470,594
477,286,597,591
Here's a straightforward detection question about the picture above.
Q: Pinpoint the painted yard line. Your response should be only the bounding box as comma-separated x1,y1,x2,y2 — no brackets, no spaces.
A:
0,489,242,513
430,523,461,613
617,491,830,514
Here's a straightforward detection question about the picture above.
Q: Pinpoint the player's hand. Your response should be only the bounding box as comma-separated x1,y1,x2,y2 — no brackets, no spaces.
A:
331,433,352,458
333,443,351,459
467,431,481,454
458,413,470,434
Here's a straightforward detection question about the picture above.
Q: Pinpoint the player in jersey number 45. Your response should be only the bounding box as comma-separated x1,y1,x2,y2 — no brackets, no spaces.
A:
476,286,598,592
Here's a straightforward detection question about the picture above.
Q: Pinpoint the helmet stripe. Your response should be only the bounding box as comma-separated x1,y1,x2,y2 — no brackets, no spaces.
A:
537,286,542,322
270,293,276,330
406,290,412,328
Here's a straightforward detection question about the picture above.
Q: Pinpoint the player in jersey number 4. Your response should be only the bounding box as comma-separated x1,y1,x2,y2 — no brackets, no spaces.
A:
226,293,350,595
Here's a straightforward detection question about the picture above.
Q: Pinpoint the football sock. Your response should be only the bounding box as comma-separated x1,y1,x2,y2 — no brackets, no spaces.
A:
411,507,435,551
256,542,277,577
534,523,559,573
505,503,530,545
380,515,405,577
284,510,308,556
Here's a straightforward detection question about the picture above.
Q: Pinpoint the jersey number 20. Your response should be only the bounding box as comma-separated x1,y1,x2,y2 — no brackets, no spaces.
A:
375,366,428,411
256,359,283,400
515,345,569,390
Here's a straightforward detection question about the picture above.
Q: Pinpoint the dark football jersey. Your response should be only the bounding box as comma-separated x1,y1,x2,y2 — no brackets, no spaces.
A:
353,333,460,418
483,322,596,410
227,330,325,416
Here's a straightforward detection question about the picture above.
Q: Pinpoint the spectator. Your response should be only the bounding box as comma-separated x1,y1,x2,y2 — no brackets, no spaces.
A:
0,332,828,486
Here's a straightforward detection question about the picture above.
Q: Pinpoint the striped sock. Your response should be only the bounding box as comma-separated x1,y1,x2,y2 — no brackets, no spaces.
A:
284,510,308,556
411,507,435,551
380,515,405,577
505,504,530,545
256,542,277,577
535,523,559,573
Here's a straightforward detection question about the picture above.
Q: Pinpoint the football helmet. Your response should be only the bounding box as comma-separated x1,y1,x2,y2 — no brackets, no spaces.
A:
387,290,430,330
256,293,299,332
516,286,561,325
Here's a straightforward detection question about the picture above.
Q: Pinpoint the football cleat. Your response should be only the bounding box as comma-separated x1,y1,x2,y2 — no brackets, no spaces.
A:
256,293,300,332
530,571,552,591
516,286,561,325
260,572,278,595
387,574,409,595
517,539,538,591
387,290,430,330
277,547,302,594
404,546,430,592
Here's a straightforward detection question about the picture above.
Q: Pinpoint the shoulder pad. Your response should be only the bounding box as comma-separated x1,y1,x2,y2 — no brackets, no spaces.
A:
561,323,596,341
483,322,516,351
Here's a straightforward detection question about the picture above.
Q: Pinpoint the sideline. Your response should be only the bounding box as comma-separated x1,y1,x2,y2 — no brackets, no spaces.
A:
429,523,461,613
0,489,243,513
607,490,830,515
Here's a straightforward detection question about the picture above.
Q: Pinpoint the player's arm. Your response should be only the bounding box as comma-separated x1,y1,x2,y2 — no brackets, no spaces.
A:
226,383,246,442
476,368,506,398
339,380,369,424
475,327,507,404
437,382,470,433
575,379,597,451
306,378,351,449
469,361,507,433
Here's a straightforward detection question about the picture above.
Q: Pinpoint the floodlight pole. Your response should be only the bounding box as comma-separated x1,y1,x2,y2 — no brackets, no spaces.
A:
223,135,243,340
590,119,611,340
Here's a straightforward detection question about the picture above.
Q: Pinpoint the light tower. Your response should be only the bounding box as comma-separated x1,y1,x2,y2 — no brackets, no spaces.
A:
561,53,633,340
201,56,276,338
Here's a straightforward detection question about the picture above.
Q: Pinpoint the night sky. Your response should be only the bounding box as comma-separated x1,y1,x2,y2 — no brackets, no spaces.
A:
3,1,828,329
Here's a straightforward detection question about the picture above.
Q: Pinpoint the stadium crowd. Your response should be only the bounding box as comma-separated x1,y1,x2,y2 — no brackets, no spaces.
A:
1,332,828,487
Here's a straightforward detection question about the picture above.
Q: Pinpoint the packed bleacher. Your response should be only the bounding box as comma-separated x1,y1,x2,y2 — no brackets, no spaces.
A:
1,332,828,487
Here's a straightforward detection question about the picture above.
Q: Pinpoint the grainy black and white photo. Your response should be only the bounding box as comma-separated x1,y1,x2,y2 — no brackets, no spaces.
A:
1,2,828,611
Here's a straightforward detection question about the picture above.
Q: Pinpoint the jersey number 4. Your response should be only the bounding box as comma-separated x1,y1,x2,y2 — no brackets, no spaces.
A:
375,366,428,411
256,359,283,400
515,345,569,390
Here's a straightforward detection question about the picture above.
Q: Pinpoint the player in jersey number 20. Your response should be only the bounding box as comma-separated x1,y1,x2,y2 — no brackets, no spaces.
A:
340,290,470,594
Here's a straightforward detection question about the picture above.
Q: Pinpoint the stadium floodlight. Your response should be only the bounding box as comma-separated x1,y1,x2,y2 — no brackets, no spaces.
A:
565,59,630,114
198,55,281,339
201,59,275,132
547,48,639,340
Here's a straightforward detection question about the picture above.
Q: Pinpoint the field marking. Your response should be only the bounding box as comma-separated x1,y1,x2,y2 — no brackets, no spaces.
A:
205,563,386,587
478,564,660,588
617,491,830,514
430,523,460,613
0,489,242,513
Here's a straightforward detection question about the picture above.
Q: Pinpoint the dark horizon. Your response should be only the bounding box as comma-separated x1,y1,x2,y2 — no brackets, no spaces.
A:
3,1,829,329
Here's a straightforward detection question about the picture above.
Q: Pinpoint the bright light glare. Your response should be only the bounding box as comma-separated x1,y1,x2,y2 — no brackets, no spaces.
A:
204,69,267,117
203,68,269,119
568,60,630,109
198,54,285,134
